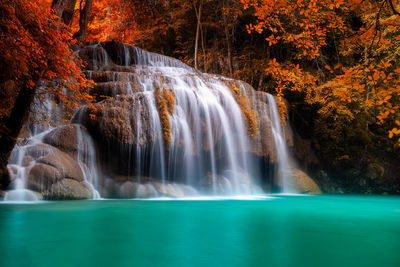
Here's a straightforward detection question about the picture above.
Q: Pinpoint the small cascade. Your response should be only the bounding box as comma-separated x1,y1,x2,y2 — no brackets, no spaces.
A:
267,94,294,193
75,126,101,199
5,132,49,201
4,86,101,200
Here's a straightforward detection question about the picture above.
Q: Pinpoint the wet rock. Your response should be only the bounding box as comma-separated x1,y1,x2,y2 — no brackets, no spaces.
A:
26,163,62,192
118,181,140,198
82,94,155,146
17,125,30,139
99,178,119,198
135,183,158,198
44,179,93,200
91,81,143,98
25,143,55,159
200,170,257,195
42,124,88,158
78,44,112,71
21,156,34,167
4,189,43,201
152,182,185,197
36,149,84,181
287,169,322,194
7,165,18,182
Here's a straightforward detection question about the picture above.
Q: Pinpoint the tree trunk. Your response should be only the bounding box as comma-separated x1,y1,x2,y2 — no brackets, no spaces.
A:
51,0,66,18
73,0,93,42
52,0,77,26
222,1,232,75
193,0,202,70
0,81,38,189
201,25,207,72
62,0,77,26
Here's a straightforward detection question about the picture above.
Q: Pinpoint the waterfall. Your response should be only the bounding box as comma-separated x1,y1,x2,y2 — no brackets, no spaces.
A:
5,131,51,201
267,94,294,193
4,86,101,201
86,43,264,195
76,126,101,199
3,42,301,200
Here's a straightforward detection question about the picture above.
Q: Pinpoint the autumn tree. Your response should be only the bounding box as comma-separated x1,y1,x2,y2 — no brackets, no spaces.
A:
51,0,94,42
0,0,92,188
241,0,400,190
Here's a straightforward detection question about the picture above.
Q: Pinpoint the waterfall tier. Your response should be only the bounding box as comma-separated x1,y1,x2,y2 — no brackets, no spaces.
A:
4,41,322,200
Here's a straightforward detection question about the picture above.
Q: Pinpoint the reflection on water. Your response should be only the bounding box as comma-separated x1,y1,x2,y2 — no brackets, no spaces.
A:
0,195,400,267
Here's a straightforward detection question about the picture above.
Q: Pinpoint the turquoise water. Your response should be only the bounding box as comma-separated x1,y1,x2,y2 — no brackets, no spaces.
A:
1,195,400,267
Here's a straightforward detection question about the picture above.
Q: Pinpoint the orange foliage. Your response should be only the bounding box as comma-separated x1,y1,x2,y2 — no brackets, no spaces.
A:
155,83,175,147
231,84,259,139
82,0,157,45
242,0,347,60
243,0,400,144
0,0,93,121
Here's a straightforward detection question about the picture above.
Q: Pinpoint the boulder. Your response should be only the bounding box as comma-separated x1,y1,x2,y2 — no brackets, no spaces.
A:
26,163,62,192
287,169,322,194
99,178,119,198
118,181,140,198
21,156,34,167
21,142,90,198
25,143,55,159
135,183,158,198
42,124,87,158
36,149,84,181
44,179,94,200
152,182,186,198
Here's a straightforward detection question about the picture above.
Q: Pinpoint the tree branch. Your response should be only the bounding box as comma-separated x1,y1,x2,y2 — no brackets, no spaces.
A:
388,0,400,15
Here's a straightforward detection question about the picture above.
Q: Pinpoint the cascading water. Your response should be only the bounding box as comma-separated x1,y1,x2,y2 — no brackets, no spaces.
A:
78,42,301,196
267,94,294,193
87,43,266,196
3,41,302,200
76,126,101,198
4,86,101,201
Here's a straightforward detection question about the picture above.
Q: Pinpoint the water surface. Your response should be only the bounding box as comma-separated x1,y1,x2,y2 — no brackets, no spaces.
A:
1,195,400,267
